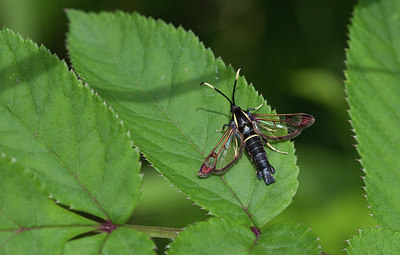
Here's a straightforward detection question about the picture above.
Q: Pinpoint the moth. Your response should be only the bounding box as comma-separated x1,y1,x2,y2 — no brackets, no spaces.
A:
198,68,314,185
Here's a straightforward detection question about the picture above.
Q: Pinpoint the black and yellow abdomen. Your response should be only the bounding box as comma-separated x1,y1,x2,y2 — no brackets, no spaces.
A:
241,124,276,185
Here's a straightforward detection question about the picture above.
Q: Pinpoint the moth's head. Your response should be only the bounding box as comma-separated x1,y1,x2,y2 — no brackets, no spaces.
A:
231,105,241,114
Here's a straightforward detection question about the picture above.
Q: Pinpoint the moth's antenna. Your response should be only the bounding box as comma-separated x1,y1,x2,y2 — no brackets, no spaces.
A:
232,67,242,105
201,82,233,105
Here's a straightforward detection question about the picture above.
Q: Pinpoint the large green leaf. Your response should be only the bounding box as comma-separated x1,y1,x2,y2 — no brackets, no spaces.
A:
0,154,94,254
67,10,301,227
345,0,400,229
0,28,141,224
167,218,320,255
346,228,400,255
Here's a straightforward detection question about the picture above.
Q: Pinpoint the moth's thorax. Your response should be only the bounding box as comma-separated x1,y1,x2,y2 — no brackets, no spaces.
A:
231,105,252,132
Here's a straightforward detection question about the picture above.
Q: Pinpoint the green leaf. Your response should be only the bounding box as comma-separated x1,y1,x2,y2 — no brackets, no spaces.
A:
167,218,320,255
253,223,320,254
0,154,155,255
67,9,300,227
0,154,95,254
345,0,400,229
63,227,156,255
346,228,400,255
0,28,142,224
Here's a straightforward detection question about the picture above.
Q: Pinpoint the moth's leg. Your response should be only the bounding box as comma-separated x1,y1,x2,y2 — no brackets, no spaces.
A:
247,102,263,112
216,124,230,132
266,142,288,154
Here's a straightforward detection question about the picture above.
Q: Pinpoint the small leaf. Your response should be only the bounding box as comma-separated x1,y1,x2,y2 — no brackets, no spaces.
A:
345,0,400,229
167,218,320,255
0,154,155,255
63,227,156,255
67,10,300,227
346,227,400,255
0,154,95,254
0,28,141,223
254,223,320,254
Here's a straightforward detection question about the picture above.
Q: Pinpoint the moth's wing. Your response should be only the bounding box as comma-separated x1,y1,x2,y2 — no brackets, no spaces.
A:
252,113,314,142
199,126,244,177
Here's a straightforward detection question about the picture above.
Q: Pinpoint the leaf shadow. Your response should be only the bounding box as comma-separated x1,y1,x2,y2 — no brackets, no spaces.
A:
0,51,57,94
196,107,230,119
89,71,232,104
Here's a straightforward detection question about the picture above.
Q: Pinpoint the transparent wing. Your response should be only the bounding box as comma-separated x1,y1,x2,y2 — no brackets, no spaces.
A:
252,113,315,142
198,126,244,177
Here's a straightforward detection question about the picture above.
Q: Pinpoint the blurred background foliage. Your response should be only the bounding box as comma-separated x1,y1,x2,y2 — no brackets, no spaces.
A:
0,0,375,254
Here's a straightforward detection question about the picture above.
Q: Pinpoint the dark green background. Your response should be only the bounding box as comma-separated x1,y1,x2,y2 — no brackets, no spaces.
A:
0,0,373,254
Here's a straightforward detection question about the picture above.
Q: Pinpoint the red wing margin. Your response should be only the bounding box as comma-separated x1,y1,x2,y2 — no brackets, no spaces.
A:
198,127,244,178
252,113,315,142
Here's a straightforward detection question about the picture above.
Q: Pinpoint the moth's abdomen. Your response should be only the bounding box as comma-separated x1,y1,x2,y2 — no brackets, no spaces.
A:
244,134,275,185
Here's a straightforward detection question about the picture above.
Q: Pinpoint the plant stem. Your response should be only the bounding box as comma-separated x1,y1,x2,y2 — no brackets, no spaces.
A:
128,225,184,239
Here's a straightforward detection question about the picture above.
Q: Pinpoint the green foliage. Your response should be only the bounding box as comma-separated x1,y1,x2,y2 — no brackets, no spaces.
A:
345,0,400,229
63,227,155,255
169,218,319,255
66,9,299,228
6,0,400,253
345,0,400,253
0,29,153,253
346,228,400,255
0,155,154,254
0,8,321,253
0,29,142,224
0,155,94,254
